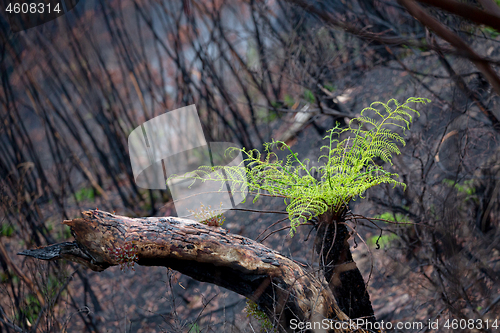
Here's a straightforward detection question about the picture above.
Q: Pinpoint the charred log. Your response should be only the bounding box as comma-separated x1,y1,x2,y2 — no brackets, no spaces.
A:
18,209,371,333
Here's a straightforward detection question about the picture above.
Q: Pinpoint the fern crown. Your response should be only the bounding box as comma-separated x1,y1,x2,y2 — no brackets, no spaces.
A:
169,97,430,236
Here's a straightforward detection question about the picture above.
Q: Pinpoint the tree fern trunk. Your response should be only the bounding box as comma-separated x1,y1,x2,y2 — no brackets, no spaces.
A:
315,209,376,323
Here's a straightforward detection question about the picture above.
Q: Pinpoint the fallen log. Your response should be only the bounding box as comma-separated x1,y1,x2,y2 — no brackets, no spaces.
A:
18,209,370,332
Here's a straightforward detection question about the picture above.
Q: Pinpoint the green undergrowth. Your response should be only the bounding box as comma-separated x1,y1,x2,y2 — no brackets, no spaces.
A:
245,299,275,331
367,233,399,249
75,187,95,202
374,211,411,224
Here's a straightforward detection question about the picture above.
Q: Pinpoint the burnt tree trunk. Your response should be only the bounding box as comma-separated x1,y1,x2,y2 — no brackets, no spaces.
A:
19,209,372,333
315,207,376,322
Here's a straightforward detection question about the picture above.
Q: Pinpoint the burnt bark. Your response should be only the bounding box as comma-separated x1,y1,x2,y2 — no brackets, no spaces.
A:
315,208,376,323
18,209,371,333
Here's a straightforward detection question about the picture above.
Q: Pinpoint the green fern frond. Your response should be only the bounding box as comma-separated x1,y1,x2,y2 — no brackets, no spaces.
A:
168,97,430,236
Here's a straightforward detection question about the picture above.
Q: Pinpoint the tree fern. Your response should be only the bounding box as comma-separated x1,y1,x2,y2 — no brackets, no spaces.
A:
168,97,430,235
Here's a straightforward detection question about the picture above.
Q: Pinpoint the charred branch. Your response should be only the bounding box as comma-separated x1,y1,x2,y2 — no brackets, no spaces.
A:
18,210,365,333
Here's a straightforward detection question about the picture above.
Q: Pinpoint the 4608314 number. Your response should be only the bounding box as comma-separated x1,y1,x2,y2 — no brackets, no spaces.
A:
5,2,61,14
2,0,76,32
444,318,498,330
